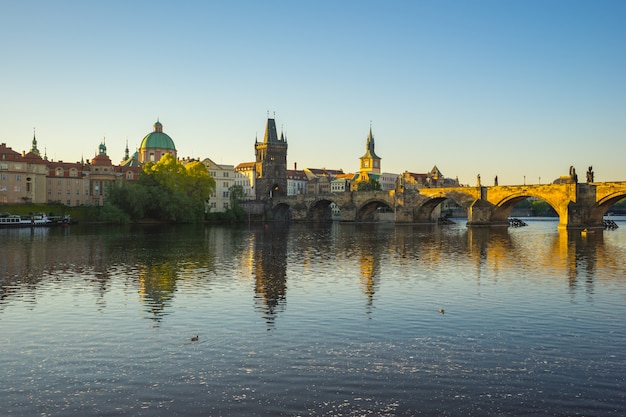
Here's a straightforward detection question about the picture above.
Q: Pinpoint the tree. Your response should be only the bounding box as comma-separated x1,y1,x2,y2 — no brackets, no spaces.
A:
356,178,381,191
106,154,216,223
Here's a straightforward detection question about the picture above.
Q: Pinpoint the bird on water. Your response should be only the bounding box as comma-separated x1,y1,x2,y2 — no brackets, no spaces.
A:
438,308,445,315
191,335,199,341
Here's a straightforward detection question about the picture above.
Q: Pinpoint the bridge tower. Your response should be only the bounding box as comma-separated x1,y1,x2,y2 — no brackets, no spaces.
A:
255,117,288,200
359,126,381,174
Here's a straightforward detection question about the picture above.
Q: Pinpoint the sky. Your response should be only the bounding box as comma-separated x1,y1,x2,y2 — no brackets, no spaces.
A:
1,0,624,186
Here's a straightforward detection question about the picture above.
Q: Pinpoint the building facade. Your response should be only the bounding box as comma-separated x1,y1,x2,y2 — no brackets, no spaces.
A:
202,157,252,212
0,142,47,204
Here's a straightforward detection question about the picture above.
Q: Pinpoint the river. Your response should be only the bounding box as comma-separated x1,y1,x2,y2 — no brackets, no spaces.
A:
1,218,625,416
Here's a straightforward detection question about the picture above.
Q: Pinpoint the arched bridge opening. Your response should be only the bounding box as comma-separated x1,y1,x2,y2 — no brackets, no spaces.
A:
414,196,448,223
271,203,291,222
356,199,394,222
308,199,334,222
492,194,560,225
590,193,626,226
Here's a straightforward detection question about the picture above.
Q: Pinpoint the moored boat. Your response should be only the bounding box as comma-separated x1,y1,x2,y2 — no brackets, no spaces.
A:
0,212,70,227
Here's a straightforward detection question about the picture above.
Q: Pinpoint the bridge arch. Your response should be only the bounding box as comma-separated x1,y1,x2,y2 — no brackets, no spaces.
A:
589,191,626,225
307,197,337,221
491,191,564,225
413,190,476,223
271,202,291,221
356,198,394,222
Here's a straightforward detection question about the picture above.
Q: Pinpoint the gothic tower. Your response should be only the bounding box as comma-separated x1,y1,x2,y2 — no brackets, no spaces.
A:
255,117,287,199
359,126,381,174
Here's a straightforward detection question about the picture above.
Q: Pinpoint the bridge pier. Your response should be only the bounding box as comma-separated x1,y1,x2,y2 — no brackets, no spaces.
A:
466,199,508,227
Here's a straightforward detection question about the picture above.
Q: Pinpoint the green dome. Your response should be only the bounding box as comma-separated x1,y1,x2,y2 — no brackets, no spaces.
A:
140,120,176,151
140,132,176,150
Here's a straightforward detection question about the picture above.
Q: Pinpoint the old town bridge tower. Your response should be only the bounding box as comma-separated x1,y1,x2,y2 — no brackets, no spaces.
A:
255,117,287,200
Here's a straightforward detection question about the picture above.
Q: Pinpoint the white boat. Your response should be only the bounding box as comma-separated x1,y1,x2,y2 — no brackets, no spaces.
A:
0,212,70,227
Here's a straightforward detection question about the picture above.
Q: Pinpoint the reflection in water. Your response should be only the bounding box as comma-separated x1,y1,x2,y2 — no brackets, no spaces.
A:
251,224,289,327
2,221,625,315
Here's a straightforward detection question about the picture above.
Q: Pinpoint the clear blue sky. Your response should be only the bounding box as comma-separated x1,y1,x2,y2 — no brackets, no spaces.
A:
1,0,624,185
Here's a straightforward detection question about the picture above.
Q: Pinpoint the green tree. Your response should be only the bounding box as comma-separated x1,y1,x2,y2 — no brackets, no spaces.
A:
225,184,246,222
105,154,216,223
184,160,216,203
356,178,381,191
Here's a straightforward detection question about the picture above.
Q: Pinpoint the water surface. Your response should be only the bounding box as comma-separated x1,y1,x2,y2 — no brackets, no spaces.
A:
1,219,625,416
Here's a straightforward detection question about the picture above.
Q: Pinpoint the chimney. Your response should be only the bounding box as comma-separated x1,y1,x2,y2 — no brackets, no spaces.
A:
294,162,297,170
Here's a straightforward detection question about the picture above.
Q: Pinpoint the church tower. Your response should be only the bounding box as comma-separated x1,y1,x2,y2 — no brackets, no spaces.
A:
359,126,381,174
31,128,40,156
255,117,287,200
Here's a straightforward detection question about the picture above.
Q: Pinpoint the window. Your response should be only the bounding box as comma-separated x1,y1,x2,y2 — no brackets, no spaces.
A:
14,185,21,192
223,202,229,209
15,174,22,181
223,172,229,177
67,200,71,206
223,191,229,198
70,169,77,178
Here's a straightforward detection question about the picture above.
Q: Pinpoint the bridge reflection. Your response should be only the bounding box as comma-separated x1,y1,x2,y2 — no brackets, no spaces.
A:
1,222,624,326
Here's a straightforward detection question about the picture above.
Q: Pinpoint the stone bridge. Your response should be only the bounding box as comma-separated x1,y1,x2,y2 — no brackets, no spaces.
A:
270,181,626,229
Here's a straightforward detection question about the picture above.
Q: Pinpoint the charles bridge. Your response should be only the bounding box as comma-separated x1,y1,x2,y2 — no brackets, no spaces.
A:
269,181,626,230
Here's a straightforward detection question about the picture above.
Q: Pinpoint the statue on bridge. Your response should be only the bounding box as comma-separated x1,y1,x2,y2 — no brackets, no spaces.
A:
569,166,578,183
477,174,481,187
494,175,498,186
586,166,594,183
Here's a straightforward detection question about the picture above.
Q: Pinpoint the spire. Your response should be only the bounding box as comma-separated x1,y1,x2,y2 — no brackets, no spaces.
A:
99,138,107,156
31,127,40,155
124,138,129,160
363,125,379,158
263,117,279,143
